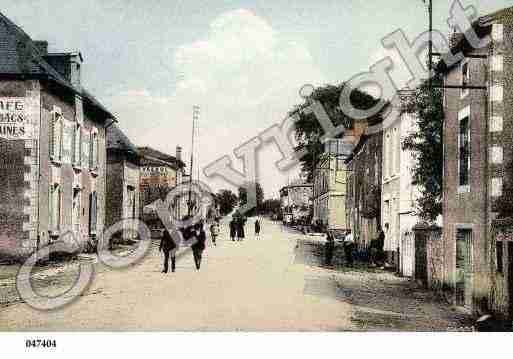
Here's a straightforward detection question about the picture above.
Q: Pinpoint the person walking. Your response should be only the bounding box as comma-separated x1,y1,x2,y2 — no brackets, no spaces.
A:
325,231,335,267
191,222,207,270
159,227,177,273
229,219,236,242
254,218,261,238
344,230,355,266
210,220,220,246
237,217,246,241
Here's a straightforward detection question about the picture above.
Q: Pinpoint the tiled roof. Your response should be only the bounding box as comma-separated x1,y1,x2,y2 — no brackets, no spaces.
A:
107,124,139,155
0,11,115,120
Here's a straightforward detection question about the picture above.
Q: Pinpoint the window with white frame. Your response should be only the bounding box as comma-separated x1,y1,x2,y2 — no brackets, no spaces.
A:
458,115,471,190
89,191,98,235
490,146,503,165
491,178,503,197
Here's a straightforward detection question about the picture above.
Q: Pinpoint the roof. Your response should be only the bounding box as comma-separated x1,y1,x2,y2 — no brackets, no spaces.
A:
107,125,139,162
0,11,115,120
138,146,186,169
437,5,513,73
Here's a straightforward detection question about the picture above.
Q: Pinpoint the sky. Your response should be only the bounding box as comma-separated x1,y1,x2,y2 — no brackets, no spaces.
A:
2,0,512,198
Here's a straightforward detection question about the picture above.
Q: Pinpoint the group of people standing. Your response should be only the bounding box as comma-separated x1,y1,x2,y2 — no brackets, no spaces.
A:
228,217,261,241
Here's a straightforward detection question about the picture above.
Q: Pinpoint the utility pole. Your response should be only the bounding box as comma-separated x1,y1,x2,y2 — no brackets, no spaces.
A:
188,105,200,217
428,0,433,92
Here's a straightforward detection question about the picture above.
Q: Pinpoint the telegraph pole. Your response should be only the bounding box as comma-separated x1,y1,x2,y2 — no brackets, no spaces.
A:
188,105,200,217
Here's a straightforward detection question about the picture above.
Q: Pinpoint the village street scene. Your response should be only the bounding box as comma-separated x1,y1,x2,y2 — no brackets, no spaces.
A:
2,0,513,333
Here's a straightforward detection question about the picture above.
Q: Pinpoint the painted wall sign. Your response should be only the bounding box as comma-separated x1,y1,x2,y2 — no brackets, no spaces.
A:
140,166,177,186
0,98,32,140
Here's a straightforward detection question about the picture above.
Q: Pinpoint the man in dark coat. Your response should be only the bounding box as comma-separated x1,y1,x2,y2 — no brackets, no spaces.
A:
191,222,207,270
237,217,246,241
254,219,261,238
159,227,177,273
229,219,236,241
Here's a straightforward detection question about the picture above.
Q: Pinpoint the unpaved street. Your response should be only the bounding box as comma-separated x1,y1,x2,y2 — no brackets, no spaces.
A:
0,219,471,331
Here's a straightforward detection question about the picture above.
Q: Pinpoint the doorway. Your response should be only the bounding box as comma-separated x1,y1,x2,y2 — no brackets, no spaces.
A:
455,229,473,309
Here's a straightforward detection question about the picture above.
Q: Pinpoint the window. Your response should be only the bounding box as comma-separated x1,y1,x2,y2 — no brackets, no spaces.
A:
50,113,63,162
49,184,62,233
492,24,504,42
461,62,470,98
490,116,503,133
81,128,90,169
491,177,503,197
458,116,470,190
490,146,503,165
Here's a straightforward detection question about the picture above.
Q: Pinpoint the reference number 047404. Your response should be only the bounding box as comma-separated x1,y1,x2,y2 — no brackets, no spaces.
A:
25,339,57,348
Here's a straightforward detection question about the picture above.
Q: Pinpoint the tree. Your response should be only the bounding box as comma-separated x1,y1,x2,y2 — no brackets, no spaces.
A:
292,83,382,181
402,76,444,223
238,182,264,215
216,189,238,217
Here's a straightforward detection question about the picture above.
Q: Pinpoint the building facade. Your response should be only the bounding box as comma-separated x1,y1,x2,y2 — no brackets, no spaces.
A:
381,91,422,274
346,130,383,250
138,146,186,222
312,138,353,231
440,6,513,316
0,13,113,260
279,182,313,224
105,125,141,240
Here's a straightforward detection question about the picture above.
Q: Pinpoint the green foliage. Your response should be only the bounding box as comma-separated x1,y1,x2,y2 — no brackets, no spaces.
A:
292,83,381,181
402,77,444,223
215,189,238,216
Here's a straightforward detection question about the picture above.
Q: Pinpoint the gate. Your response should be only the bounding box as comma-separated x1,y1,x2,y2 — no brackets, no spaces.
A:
400,231,415,277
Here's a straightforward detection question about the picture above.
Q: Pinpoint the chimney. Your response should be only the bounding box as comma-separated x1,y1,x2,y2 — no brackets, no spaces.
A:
176,146,182,163
34,41,48,55
43,52,83,89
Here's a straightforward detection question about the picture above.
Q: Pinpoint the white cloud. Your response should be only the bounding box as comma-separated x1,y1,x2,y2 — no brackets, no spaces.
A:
107,8,325,195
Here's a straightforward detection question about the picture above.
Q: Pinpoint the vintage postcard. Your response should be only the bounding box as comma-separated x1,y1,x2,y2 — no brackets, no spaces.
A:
1,1,513,355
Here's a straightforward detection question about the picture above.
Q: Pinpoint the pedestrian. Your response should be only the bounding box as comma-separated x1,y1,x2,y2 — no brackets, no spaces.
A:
237,217,246,241
325,231,335,266
254,218,261,238
229,219,236,241
370,227,385,268
210,220,220,246
191,222,207,270
159,227,177,273
344,230,355,266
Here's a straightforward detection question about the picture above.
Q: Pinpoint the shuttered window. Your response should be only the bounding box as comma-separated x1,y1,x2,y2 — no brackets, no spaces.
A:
49,184,62,232
49,113,63,162
73,124,82,166
89,132,99,170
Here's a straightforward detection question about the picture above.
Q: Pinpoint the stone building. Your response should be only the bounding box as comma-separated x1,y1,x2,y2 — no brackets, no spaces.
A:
346,127,383,250
381,91,422,274
312,138,354,231
438,6,513,316
105,125,140,240
0,12,114,260
138,146,186,222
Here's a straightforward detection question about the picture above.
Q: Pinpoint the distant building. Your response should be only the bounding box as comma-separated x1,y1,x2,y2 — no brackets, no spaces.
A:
312,138,354,231
279,182,313,224
0,12,114,260
105,125,140,240
138,146,186,221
